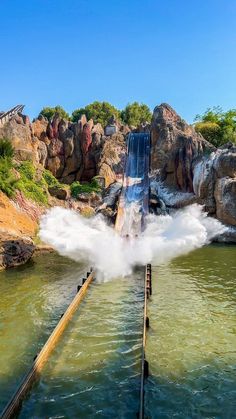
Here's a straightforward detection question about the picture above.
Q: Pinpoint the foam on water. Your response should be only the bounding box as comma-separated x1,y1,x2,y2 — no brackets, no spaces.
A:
39,204,226,280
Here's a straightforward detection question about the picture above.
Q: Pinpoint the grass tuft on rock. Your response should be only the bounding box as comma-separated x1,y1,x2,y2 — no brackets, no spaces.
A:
70,179,101,198
42,169,60,187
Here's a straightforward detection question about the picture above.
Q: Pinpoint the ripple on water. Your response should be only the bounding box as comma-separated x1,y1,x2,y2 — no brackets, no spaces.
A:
146,245,236,418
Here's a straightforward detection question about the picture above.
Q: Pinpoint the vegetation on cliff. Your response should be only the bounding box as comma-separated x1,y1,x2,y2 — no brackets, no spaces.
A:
39,105,70,121
0,138,14,159
17,162,48,205
194,107,236,147
0,138,17,197
70,179,101,198
0,139,62,204
71,101,120,126
0,158,17,197
39,101,152,127
121,102,152,126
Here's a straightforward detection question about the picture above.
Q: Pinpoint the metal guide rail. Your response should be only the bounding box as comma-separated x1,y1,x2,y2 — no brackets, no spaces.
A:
0,105,25,126
139,263,152,419
0,269,94,419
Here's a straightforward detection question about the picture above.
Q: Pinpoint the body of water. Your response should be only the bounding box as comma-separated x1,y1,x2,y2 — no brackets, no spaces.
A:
0,245,235,418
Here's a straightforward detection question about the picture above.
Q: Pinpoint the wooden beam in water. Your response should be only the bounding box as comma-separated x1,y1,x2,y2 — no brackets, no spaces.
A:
0,270,94,419
139,264,152,419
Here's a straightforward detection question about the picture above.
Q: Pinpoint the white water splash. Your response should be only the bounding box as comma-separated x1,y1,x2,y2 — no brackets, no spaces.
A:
39,205,226,280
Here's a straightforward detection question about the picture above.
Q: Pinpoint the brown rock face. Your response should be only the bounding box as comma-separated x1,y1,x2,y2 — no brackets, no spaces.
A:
0,234,35,270
151,104,214,192
0,114,48,166
0,115,38,162
214,177,236,226
0,191,38,237
193,146,236,225
32,116,49,142
213,148,236,178
48,185,70,200
98,133,126,187
0,190,38,269
79,123,97,181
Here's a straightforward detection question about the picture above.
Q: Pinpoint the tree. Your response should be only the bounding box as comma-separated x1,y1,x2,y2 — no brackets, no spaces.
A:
194,107,236,147
71,101,120,126
120,102,152,127
38,105,69,121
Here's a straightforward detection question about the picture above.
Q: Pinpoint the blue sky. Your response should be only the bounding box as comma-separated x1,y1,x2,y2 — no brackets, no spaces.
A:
0,0,235,122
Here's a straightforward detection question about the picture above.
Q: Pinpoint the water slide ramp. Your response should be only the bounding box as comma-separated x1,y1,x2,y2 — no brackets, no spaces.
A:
115,132,150,236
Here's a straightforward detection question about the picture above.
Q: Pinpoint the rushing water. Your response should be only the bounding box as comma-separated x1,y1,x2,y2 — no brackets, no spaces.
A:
0,245,235,418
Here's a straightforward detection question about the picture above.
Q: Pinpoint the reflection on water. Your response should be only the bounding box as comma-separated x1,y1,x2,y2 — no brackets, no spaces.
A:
146,244,236,418
0,254,87,412
0,245,235,418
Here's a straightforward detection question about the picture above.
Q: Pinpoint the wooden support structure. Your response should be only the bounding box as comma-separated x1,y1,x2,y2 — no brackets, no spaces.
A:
0,269,94,419
139,264,152,419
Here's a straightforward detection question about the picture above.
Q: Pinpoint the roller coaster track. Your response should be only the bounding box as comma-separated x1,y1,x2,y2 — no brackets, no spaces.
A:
0,105,25,126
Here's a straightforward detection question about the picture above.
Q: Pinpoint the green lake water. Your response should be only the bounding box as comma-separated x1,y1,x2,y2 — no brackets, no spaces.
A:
0,245,235,418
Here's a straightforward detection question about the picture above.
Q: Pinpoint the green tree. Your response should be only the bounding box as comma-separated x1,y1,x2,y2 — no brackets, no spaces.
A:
38,105,69,121
71,101,120,126
194,106,223,124
120,102,152,127
194,107,236,147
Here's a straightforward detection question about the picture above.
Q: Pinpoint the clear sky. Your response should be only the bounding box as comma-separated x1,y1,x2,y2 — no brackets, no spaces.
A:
0,0,235,123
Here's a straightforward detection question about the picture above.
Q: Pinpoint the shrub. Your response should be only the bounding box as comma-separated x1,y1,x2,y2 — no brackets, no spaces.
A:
0,138,14,159
70,179,101,198
195,122,222,147
43,169,60,187
17,161,48,205
18,161,35,180
0,158,17,197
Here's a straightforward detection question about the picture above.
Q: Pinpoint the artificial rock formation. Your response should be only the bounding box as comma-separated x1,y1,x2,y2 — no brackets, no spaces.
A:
0,191,37,269
1,103,236,242
98,133,126,187
151,103,214,191
150,104,236,231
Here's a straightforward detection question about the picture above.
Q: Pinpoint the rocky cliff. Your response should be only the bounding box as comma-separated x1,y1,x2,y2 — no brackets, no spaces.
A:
0,191,38,269
150,104,236,240
0,112,128,187
0,102,235,266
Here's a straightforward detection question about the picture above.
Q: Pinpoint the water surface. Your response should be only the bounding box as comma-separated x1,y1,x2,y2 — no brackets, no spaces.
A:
0,245,235,418
146,244,236,418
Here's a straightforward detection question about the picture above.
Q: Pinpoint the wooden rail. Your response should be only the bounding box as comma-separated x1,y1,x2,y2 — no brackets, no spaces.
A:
139,264,152,419
0,269,94,419
0,105,25,126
